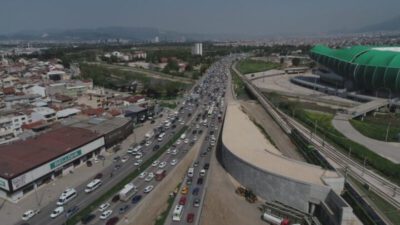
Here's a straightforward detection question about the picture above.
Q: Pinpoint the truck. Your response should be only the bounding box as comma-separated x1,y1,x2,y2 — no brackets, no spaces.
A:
119,183,137,202
145,130,155,140
262,213,291,225
155,169,166,181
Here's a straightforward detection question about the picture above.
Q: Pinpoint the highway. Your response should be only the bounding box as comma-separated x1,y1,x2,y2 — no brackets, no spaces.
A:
163,58,232,225
231,61,400,211
16,57,233,225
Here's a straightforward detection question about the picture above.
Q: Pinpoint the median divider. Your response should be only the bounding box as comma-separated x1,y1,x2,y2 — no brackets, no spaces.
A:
66,126,188,225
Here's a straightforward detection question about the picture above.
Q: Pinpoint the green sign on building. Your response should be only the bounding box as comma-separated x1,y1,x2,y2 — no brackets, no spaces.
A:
50,149,82,170
0,179,6,189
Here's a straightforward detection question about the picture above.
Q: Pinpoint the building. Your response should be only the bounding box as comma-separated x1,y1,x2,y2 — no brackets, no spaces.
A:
0,126,105,202
31,107,56,123
0,112,31,144
192,43,203,56
69,117,133,148
46,70,69,81
310,45,400,96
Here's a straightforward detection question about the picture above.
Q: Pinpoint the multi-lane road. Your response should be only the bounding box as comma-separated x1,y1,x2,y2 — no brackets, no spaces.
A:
164,59,231,225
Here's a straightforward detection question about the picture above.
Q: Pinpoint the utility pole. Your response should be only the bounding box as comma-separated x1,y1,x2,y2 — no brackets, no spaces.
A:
385,121,391,142
362,157,367,176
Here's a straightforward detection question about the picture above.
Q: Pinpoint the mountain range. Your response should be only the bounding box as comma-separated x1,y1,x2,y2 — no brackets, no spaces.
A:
1,16,400,42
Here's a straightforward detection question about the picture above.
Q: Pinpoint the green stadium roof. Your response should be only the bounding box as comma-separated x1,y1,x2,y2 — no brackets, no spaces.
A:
310,45,400,92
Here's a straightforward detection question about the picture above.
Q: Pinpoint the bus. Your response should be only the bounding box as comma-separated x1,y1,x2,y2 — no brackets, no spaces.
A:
172,204,184,221
84,179,102,193
119,183,137,201
57,188,77,205
157,132,166,142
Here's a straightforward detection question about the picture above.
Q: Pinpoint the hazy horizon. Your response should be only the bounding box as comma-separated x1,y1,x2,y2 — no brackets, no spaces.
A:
1,0,400,35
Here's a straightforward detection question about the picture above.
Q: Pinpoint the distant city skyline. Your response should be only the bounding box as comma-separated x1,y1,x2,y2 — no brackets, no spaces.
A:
1,0,400,35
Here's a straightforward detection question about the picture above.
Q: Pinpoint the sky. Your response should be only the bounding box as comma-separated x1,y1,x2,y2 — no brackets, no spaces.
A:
1,0,400,35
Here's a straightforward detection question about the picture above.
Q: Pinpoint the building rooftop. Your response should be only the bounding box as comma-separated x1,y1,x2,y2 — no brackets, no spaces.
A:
222,103,339,186
0,126,101,179
69,117,131,135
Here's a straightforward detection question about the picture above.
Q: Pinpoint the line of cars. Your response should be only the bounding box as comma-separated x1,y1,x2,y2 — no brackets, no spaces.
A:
166,57,230,225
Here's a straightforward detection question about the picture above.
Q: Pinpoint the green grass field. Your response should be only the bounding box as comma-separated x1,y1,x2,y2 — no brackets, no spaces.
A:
350,117,400,142
236,59,280,74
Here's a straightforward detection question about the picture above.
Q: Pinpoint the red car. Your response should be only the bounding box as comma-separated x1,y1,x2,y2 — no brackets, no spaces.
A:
179,196,187,205
187,213,195,223
106,217,119,225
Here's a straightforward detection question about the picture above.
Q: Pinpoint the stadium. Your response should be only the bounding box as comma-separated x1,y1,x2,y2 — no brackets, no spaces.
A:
310,45,400,96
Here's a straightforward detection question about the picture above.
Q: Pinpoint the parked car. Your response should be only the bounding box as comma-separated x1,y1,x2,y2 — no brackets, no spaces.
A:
197,177,203,185
204,163,210,170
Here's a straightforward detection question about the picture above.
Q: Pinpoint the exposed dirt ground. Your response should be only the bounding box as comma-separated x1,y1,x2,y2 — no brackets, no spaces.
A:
240,100,305,161
199,149,265,225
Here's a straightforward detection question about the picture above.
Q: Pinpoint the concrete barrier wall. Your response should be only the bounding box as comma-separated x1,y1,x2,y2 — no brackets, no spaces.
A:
219,141,330,213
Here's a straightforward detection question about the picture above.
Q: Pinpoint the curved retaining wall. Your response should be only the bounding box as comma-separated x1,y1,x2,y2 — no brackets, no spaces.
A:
219,140,330,212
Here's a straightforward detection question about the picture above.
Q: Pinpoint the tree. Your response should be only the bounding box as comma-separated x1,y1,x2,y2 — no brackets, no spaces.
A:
292,58,301,66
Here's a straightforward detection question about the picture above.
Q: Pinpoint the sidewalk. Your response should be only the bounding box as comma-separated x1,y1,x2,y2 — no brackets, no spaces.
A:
1,114,169,225
332,116,400,164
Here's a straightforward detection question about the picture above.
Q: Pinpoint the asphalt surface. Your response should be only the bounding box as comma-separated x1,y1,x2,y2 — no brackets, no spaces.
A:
164,57,234,225
16,58,228,225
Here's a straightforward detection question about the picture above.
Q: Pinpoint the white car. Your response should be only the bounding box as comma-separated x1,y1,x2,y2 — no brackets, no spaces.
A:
145,173,154,182
152,160,160,167
193,136,198,141
134,159,143,166
176,140,181,145
121,155,129,163
22,209,39,221
135,154,143,159
158,161,167,168
50,206,64,219
180,121,185,125
98,202,110,212
139,172,148,179
172,149,178,155
170,159,178,166
145,140,152,146
166,148,171,154
100,210,113,220
144,185,154,193
184,138,189,144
